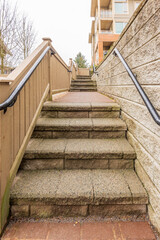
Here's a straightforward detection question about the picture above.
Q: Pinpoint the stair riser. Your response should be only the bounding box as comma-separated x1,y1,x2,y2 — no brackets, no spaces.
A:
70,87,97,90
71,84,97,87
72,81,96,84
11,204,146,218
32,130,126,139
70,89,97,92
76,77,91,79
71,81,96,83
20,158,134,170
70,88,97,90
40,111,120,118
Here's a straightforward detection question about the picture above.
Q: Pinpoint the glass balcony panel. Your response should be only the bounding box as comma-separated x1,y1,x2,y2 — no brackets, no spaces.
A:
100,30,113,34
115,3,128,14
100,10,112,18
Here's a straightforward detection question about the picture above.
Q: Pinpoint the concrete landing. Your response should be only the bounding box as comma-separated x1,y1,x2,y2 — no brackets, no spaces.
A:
52,92,114,103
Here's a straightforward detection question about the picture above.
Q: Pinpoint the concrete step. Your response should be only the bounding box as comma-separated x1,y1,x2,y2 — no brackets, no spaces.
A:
70,86,97,90
76,75,91,79
71,83,97,87
41,102,120,118
72,80,96,83
21,138,135,170
33,118,127,139
70,89,97,92
10,169,148,218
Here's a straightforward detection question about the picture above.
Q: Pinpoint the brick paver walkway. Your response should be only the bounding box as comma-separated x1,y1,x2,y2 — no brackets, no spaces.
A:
2,221,157,240
52,92,114,103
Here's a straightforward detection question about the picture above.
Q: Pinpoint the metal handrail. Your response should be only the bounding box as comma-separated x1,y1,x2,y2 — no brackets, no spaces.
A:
113,48,160,126
93,63,98,75
0,46,55,113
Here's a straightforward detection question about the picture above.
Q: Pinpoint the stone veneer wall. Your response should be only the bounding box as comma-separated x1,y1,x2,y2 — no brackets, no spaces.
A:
92,0,160,232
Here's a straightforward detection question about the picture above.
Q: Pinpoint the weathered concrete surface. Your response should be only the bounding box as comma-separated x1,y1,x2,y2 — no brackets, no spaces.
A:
42,102,120,112
20,159,64,170
65,138,135,159
30,205,88,218
33,118,127,139
24,138,135,160
35,118,126,131
70,75,97,92
11,169,148,204
10,169,148,217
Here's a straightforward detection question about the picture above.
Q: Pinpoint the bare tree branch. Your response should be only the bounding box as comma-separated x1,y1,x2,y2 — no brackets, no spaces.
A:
0,0,37,73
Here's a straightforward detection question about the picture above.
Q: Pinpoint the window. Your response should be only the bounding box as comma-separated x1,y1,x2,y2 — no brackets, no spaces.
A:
135,2,140,9
115,22,127,34
115,1,128,14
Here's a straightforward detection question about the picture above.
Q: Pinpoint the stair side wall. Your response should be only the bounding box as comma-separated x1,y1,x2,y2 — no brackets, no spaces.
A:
93,0,160,233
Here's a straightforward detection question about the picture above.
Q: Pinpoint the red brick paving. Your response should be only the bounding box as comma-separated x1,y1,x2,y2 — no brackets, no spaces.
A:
52,92,114,103
2,221,157,240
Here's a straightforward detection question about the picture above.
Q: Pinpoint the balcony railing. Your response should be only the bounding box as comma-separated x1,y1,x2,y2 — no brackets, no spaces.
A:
100,30,113,34
100,10,112,18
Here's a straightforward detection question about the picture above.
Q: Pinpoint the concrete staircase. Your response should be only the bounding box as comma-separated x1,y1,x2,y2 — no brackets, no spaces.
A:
10,102,148,219
70,75,97,92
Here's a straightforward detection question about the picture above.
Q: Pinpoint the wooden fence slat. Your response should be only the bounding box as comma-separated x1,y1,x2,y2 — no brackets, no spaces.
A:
19,88,25,146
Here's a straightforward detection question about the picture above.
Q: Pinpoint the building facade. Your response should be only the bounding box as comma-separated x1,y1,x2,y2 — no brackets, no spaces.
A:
89,0,142,65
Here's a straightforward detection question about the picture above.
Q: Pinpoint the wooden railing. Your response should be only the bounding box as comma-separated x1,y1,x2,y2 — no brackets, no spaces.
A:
50,43,70,95
0,38,71,232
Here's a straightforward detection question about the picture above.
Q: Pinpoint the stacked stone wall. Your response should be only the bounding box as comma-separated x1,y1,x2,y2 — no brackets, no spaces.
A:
93,0,160,232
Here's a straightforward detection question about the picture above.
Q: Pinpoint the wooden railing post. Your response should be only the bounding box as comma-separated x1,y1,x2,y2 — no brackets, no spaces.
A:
42,38,52,100
0,81,12,233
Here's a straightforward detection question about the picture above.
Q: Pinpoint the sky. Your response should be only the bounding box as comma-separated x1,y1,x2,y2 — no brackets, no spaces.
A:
11,0,92,65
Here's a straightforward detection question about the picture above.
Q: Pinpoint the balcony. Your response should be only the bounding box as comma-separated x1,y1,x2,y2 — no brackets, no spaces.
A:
100,10,112,18
91,0,112,17
100,30,113,34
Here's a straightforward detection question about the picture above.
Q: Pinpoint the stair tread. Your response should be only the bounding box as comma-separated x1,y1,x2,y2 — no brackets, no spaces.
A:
71,84,97,86
70,87,97,89
35,118,127,131
76,75,91,78
24,138,135,159
72,80,96,82
10,169,148,205
70,89,97,91
43,102,120,111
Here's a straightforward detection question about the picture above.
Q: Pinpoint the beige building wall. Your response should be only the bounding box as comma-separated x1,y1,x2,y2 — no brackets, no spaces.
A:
89,0,142,65
92,0,160,232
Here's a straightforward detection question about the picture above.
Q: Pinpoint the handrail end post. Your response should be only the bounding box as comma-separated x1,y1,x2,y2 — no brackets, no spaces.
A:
113,50,117,57
42,37,52,45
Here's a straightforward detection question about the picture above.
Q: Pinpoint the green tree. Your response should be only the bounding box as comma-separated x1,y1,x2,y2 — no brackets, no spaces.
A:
74,52,88,68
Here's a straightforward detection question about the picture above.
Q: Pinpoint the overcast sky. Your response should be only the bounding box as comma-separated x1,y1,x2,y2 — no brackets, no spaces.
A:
11,0,92,65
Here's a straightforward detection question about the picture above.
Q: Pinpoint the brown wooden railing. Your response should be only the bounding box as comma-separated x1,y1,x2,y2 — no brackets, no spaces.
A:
0,38,71,232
